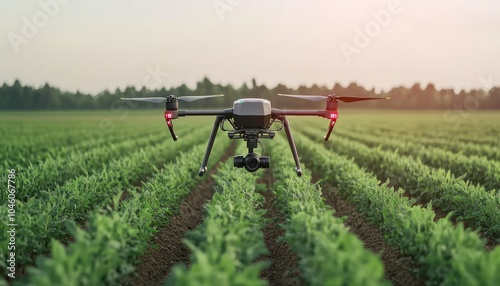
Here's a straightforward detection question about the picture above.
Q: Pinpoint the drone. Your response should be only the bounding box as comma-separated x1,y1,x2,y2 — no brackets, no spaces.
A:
121,94,389,176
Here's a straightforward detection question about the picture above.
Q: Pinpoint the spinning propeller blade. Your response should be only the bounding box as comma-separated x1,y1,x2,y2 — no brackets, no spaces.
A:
277,94,327,101
334,96,391,103
120,94,224,103
277,94,390,103
120,97,168,103
176,94,224,102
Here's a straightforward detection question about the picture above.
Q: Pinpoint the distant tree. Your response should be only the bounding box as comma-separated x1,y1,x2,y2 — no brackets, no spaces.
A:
422,83,437,109
10,80,24,109
296,84,309,95
385,86,406,109
220,83,236,107
455,90,468,109
272,83,291,108
41,83,61,109
345,82,367,97
487,87,500,109
96,90,113,109
308,84,325,108
197,77,214,95
238,82,250,97
1,78,499,110
332,83,344,96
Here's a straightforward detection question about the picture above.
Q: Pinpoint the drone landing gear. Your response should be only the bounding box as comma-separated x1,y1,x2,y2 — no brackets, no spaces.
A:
323,109,338,141
323,119,336,141
279,116,302,176
198,115,224,176
166,119,179,141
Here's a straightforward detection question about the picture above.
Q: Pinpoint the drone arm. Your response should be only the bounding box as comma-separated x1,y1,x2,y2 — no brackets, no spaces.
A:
279,116,302,176
198,115,224,176
178,109,233,117
272,109,325,118
273,109,338,141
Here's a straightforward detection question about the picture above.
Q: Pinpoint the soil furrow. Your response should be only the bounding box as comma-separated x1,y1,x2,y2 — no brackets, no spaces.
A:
257,168,302,286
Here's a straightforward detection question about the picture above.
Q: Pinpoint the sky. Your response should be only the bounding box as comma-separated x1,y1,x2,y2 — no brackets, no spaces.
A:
1,0,499,94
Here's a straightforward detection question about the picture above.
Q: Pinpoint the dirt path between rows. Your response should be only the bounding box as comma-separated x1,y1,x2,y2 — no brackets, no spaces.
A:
312,174,424,286
125,142,236,286
257,168,302,286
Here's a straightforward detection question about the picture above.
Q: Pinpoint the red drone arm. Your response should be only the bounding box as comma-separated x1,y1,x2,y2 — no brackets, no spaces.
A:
270,108,339,141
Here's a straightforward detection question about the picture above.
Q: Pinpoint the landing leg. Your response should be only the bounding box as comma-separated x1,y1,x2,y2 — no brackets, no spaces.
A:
280,116,302,176
198,116,223,176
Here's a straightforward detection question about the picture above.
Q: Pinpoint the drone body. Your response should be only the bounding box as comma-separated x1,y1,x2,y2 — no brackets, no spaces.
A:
233,98,272,129
122,94,389,176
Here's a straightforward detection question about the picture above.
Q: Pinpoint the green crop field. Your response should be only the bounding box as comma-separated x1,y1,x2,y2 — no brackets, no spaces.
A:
1,110,499,286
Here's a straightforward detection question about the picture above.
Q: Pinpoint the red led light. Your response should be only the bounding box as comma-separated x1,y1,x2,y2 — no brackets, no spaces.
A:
165,113,173,119
330,113,338,119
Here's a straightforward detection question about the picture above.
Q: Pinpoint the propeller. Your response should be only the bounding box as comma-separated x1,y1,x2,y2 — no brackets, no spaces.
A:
277,94,390,103
120,94,224,103
277,94,327,101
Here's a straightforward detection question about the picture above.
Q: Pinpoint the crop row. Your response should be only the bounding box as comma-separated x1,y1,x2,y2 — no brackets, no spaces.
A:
0,119,143,168
270,135,388,286
337,123,500,161
1,126,157,169
1,125,93,155
167,145,268,286
334,128,500,191
348,123,500,147
0,129,207,271
19,140,228,285
296,133,500,285
0,130,174,203
301,127,500,240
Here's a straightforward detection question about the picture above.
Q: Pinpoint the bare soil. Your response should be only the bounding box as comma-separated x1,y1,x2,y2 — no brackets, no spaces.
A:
257,168,302,286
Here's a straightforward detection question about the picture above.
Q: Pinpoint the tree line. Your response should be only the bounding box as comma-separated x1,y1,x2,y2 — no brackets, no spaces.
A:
1,78,499,110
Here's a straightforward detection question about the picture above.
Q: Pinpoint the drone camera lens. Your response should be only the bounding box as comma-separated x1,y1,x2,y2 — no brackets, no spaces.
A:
244,153,260,172
237,154,270,172
260,156,270,169
234,156,244,168
245,154,260,172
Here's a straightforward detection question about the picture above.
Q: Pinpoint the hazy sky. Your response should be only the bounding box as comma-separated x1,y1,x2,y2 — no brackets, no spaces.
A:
1,0,499,94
